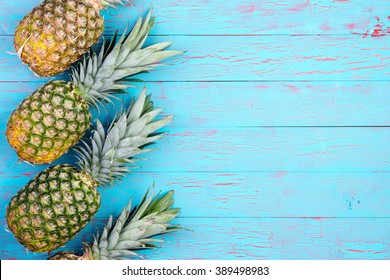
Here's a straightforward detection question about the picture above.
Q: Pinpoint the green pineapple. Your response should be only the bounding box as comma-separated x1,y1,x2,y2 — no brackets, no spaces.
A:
6,89,173,252
49,188,181,260
14,0,132,77
7,10,182,164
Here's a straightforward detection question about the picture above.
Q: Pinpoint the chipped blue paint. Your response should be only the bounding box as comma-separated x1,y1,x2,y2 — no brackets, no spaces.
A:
0,0,389,260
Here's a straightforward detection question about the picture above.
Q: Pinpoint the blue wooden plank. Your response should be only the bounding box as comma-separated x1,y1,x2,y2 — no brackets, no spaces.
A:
1,218,389,260
0,0,389,262
0,35,389,82
2,171,390,218
2,81,390,127
0,0,389,35
1,127,390,172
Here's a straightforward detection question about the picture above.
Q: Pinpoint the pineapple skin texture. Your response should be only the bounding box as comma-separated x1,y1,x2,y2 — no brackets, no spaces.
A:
6,81,92,164
14,0,104,77
6,164,101,252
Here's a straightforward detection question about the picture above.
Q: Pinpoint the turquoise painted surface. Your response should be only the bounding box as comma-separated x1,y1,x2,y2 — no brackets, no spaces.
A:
0,0,390,260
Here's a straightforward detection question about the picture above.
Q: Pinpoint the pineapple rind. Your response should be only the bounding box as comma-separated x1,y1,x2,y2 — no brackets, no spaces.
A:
48,189,180,260
14,0,104,77
7,90,173,253
8,11,182,165
6,81,91,164
6,164,100,252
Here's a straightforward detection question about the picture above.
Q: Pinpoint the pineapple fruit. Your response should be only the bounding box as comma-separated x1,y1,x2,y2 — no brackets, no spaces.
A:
15,0,131,77
49,188,181,260
7,11,182,165
6,89,173,252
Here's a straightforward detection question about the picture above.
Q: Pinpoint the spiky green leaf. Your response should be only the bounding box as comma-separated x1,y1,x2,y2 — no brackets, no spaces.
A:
87,187,181,260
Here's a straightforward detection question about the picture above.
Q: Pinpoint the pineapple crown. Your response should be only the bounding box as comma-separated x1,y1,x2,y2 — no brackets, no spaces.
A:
71,9,183,109
75,88,173,186
99,0,132,9
86,187,181,260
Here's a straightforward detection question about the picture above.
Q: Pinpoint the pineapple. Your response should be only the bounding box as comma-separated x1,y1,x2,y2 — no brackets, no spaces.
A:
7,10,182,164
14,0,131,77
6,89,174,252
49,188,181,260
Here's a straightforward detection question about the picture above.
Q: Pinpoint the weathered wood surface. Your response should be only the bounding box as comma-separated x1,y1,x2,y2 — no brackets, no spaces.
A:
1,218,389,260
1,171,389,218
0,0,389,260
0,35,389,82
1,81,390,127
1,0,389,35
2,127,390,172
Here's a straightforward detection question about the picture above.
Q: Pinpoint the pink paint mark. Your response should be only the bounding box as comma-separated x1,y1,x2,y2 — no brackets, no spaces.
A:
167,131,195,137
347,249,371,253
255,85,269,89
192,117,208,125
187,55,208,59
205,130,217,136
320,21,331,31
311,217,325,221
220,57,232,61
226,251,238,255
233,58,252,63
285,84,301,94
288,1,311,12
214,197,229,201
316,57,338,61
348,64,387,71
21,172,37,178
160,87,166,100
183,185,202,188
197,83,209,89
345,23,356,30
253,245,272,249
238,4,256,14
363,16,390,38
302,55,317,60
274,171,288,179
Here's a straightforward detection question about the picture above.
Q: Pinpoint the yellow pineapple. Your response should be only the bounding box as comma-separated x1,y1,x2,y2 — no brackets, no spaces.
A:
7,11,182,164
14,0,129,77
7,89,174,252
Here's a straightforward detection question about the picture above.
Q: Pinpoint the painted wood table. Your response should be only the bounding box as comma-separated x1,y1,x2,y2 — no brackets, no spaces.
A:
0,0,389,260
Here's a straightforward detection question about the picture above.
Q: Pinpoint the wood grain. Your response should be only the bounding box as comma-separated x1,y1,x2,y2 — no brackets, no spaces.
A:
2,127,390,172
1,81,390,127
0,0,389,260
2,171,389,218
0,0,389,35
1,218,389,260
0,35,389,82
